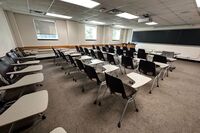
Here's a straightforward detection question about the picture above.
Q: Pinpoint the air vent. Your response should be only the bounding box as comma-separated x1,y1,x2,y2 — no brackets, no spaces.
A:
106,8,122,15
30,9,45,15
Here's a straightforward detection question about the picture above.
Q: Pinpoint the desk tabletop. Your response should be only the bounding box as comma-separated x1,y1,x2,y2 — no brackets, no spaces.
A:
70,53,82,57
127,72,152,89
11,60,40,66
50,127,67,133
0,90,48,126
103,64,119,73
6,65,43,75
0,73,44,91
79,55,93,60
36,53,55,59
89,59,104,65
154,62,169,69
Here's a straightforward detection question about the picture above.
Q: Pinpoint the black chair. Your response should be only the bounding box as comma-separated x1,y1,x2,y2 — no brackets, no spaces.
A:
52,47,60,64
97,51,105,61
110,45,114,49
100,73,138,128
138,60,159,93
116,46,120,50
130,48,136,53
83,64,101,92
123,46,128,52
137,49,146,59
90,49,97,58
126,50,134,58
92,45,95,49
108,47,114,53
116,49,123,56
84,48,90,55
107,53,116,65
121,56,134,73
153,55,167,63
79,47,85,54
102,47,107,52
96,46,100,51
75,46,80,52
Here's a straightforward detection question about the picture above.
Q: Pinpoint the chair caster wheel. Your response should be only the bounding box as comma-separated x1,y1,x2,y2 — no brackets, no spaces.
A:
98,102,101,106
93,100,97,105
136,108,139,112
161,78,163,80
149,91,152,94
117,122,121,128
42,115,46,120
157,85,159,87
68,73,70,75
40,84,43,87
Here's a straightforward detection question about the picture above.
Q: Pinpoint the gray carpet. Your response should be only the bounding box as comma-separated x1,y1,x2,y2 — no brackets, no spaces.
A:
22,59,200,133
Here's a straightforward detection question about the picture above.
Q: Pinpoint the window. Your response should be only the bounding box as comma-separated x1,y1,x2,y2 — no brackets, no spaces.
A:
112,28,121,41
85,25,97,40
34,19,58,40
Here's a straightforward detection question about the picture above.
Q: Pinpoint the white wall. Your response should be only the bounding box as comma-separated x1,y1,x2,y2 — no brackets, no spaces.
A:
0,8,15,56
6,11,131,46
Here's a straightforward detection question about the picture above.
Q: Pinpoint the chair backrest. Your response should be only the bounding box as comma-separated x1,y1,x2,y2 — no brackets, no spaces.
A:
96,46,100,51
67,55,76,66
105,73,127,98
153,55,167,63
107,53,116,65
79,46,84,53
84,64,100,84
116,46,120,50
16,47,27,57
130,48,136,52
75,46,80,52
84,48,90,55
126,50,134,58
116,49,123,56
162,51,174,58
92,45,95,49
102,47,107,52
110,45,114,49
0,57,14,82
52,47,59,58
108,47,114,53
137,49,146,59
123,46,128,51
90,49,97,58
6,52,19,63
57,50,63,58
97,51,105,61
60,52,69,63
138,60,156,76
121,56,134,69
75,59,84,71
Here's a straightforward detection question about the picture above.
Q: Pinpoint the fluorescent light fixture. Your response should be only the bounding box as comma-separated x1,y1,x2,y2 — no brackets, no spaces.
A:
88,21,105,25
116,12,139,19
145,22,158,25
60,0,100,8
196,0,200,7
114,25,126,28
46,13,72,19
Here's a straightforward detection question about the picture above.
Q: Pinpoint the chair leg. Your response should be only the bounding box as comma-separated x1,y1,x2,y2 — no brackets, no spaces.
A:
149,77,157,94
133,98,138,112
118,100,130,128
94,81,106,105
98,86,108,106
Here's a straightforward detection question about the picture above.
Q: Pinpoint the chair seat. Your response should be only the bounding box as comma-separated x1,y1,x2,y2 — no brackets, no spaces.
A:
123,83,137,98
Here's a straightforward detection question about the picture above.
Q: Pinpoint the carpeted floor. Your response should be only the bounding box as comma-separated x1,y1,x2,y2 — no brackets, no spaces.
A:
19,59,200,133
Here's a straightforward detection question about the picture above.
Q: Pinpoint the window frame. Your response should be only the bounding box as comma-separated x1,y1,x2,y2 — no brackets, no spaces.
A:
85,24,97,41
33,19,59,40
112,28,121,41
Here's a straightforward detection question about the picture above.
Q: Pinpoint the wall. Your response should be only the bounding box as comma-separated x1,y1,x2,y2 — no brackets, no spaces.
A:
6,11,131,47
0,8,15,56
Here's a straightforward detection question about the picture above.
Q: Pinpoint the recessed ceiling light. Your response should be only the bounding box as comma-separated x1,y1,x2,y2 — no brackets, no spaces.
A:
60,0,100,9
88,21,105,25
46,13,72,19
196,0,200,7
145,22,158,25
116,12,139,19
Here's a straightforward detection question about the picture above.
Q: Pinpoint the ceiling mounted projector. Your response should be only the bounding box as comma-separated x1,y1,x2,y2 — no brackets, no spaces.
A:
138,14,151,23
